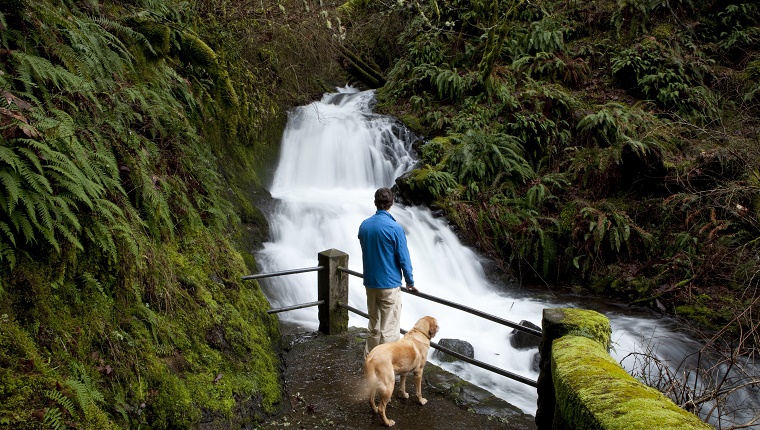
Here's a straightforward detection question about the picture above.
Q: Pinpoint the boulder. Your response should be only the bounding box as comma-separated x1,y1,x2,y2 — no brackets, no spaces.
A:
508,320,541,350
433,338,475,363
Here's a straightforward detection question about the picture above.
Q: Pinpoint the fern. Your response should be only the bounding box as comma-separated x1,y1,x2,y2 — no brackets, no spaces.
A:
525,18,566,55
42,407,67,430
610,38,716,120
578,203,652,257
408,165,459,200
446,130,535,194
60,362,116,428
576,101,674,162
44,389,78,430
411,63,475,103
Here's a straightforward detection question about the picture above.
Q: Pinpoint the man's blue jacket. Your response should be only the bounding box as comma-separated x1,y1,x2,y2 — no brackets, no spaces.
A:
358,210,414,289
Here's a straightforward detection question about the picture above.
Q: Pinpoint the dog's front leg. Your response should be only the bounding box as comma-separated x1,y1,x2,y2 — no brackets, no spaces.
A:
398,373,409,399
414,368,427,405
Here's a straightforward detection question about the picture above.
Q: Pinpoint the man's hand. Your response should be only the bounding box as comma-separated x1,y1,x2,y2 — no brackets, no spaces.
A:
406,284,418,292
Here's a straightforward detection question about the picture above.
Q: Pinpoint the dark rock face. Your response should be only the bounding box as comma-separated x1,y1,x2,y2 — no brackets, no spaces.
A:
433,338,475,363
508,320,541,350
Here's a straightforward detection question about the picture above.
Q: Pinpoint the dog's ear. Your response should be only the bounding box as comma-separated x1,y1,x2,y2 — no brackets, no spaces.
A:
426,316,438,339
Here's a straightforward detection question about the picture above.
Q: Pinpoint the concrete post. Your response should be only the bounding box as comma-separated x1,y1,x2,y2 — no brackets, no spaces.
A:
535,308,612,429
317,249,349,335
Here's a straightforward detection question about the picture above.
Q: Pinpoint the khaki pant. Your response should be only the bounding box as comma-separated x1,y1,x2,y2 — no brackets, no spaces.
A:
364,287,401,357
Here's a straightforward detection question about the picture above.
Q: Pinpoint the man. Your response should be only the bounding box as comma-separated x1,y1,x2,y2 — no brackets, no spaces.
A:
358,187,417,358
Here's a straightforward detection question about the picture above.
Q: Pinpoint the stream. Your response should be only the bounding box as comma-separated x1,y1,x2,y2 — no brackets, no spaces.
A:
255,87,758,428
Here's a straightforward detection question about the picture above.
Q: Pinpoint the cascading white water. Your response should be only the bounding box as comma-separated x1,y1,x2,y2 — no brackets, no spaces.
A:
255,87,757,422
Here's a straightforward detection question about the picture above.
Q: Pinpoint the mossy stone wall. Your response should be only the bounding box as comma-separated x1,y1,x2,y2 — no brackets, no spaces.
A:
536,308,712,430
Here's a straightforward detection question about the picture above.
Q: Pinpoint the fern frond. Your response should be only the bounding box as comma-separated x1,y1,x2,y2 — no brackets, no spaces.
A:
42,407,67,430
0,170,22,214
92,16,155,56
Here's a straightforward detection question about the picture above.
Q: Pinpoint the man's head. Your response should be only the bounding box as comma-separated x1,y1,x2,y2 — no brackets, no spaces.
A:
374,187,394,210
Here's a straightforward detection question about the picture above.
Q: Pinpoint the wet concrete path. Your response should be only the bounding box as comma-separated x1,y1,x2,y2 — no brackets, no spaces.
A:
260,326,537,429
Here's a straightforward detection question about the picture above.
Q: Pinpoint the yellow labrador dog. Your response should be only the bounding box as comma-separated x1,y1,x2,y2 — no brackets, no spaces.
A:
364,316,439,427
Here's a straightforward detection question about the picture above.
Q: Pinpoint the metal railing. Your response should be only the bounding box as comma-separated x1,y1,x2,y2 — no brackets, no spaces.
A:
244,249,541,387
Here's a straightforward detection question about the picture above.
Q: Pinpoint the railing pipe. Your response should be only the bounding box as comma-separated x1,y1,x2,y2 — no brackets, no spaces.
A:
400,287,542,337
337,266,363,278
430,341,538,387
242,266,324,280
338,267,540,337
267,300,324,315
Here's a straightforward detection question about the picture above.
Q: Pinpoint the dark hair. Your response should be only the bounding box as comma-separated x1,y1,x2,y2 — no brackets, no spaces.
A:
374,187,394,210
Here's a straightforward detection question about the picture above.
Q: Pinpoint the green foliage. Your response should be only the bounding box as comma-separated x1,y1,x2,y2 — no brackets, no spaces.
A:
411,63,476,103
0,0,285,428
610,38,717,120
611,0,696,36
44,389,76,430
0,104,131,267
567,102,674,193
568,201,653,278
445,130,534,193
740,59,760,105
714,3,760,54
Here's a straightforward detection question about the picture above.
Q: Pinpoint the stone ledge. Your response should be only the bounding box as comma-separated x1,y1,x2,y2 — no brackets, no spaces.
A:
423,361,537,428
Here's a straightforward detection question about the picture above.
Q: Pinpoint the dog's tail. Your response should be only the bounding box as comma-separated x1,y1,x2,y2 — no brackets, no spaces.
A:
361,360,375,398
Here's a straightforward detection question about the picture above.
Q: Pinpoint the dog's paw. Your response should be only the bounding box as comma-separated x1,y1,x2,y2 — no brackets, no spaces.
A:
385,419,395,427
419,397,427,405
399,392,409,399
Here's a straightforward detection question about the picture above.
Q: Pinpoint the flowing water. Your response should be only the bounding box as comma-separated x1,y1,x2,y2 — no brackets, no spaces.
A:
255,88,758,426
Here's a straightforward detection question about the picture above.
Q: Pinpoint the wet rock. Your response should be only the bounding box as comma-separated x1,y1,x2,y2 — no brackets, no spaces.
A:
423,363,536,428
508,320,541,350
205,324,232,354
531,351,540,373
393,170,434,206
433,338,475,363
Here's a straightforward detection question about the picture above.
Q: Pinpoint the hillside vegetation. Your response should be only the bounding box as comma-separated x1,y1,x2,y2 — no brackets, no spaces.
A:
338,0,760,350
0,0,345,428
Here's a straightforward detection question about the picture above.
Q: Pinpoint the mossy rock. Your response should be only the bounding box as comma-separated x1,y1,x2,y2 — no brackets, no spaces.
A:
179,32,218,68
397,113,427,137
131,20,171,56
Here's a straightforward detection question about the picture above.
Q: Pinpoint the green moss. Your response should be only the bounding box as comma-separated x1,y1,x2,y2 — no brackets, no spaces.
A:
145,362,200,428
398,113,426,136
558,201,579,235
543,308,612,351
674,294,721,330
133,20,171,56
179,32,218,68
552,335,711,430
651,23,676,41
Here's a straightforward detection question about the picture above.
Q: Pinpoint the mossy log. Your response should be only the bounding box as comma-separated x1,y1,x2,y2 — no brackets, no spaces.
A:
338,46,386,89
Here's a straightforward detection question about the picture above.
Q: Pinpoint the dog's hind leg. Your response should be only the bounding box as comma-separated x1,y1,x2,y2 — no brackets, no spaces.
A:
378,393,395,427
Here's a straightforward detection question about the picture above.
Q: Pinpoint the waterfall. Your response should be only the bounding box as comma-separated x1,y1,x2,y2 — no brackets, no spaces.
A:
255,87,758,423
